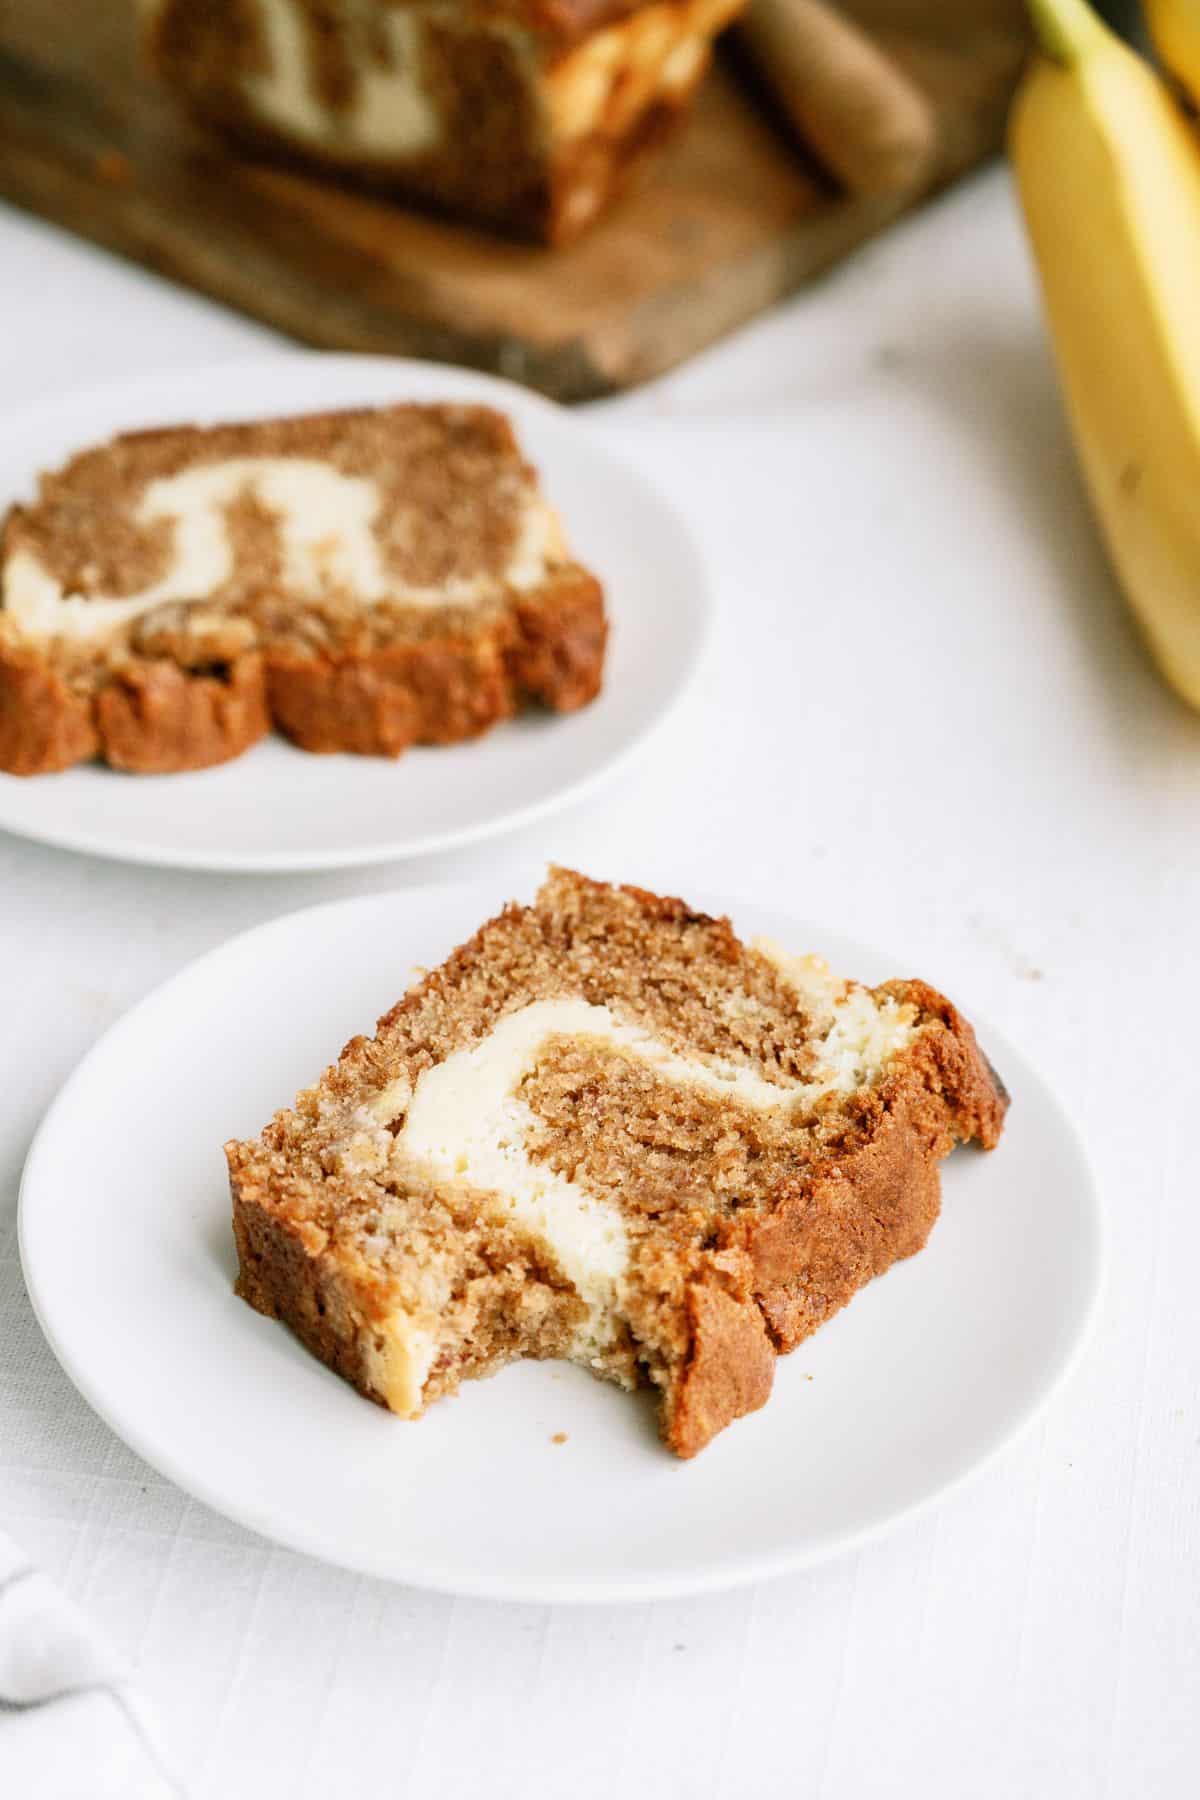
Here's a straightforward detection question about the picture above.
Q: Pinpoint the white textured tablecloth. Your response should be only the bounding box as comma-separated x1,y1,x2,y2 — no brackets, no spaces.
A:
0,1527,178,1799
1,170,1197,1799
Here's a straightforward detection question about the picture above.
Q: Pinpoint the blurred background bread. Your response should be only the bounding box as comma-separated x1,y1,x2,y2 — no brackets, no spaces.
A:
140,0,747,243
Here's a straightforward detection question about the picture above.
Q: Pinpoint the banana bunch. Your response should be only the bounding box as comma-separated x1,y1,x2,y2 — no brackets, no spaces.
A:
1010,0,1200,709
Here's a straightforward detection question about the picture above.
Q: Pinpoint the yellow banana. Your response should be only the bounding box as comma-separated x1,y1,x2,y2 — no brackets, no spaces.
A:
1145,0,1200,104
1009,0,1200,709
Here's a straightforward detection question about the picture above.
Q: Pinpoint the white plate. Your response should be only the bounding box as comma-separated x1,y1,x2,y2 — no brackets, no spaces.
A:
0,357,708,871
20,880,1102,1605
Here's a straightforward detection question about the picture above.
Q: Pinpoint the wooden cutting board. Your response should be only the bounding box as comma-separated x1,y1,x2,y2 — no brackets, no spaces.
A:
0,2,1029,401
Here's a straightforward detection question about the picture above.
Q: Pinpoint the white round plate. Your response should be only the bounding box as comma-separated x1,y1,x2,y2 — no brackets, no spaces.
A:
0,357,708,871
20,881,1102,1605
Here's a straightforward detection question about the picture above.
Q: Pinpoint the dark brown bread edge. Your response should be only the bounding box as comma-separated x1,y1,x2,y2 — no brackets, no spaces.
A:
666,1277,777,1458
663,979,1007,1456
744,982,1007,1346
0,567,606,774
225,882,1009,1458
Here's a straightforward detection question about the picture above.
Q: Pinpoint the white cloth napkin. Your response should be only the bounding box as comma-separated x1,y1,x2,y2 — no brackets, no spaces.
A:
0,1529,180,1800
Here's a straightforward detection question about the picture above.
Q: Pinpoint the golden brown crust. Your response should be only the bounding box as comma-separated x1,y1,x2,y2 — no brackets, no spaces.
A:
0,585,605,773
508,567,608,709
746,985,1006,1352
0,641,271,776
267,633,511,756
95,653,271,773
265,564,605,755
665,1279,776,1457
749,1098,950,1352
0,640,99,776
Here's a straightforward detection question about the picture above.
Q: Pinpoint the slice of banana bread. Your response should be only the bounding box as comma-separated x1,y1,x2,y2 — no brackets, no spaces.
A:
0,403,606,775
140,0,746,242
227,868,1008,1457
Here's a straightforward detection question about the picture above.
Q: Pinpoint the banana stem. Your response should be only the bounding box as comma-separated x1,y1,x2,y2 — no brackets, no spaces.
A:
1027,0,1110,64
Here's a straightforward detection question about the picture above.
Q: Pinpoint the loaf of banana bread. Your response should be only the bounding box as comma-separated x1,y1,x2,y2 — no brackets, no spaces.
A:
140,0,746,241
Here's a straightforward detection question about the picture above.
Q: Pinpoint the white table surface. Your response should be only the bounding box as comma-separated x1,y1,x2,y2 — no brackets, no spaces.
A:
1,169,1197,1800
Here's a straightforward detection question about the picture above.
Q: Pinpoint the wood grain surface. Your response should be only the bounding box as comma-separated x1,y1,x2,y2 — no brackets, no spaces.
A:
0,1,1029,399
